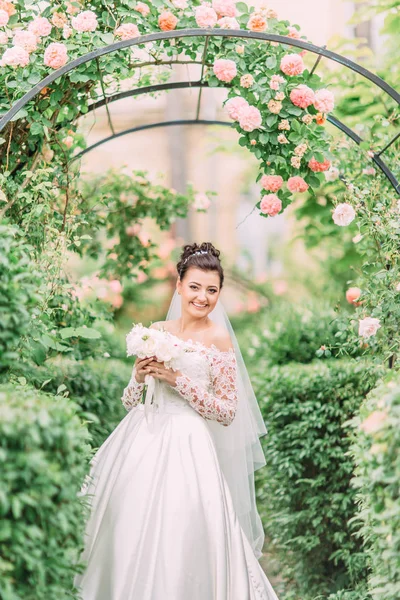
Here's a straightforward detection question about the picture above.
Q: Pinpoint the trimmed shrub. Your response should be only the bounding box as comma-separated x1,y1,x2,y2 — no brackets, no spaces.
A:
0,383,92,600
254,359,385,599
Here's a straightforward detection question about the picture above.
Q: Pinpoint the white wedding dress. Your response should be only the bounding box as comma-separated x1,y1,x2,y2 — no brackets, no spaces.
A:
73,336,279,600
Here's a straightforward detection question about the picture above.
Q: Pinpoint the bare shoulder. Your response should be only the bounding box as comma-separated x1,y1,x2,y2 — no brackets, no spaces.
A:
210,324,234,353
150,319,178,332
149,321,165,330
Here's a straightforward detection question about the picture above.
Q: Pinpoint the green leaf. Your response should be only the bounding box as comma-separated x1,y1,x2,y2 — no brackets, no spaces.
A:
266,114,278,127
75,327,101,339
236,2,249,13
266,55,277,69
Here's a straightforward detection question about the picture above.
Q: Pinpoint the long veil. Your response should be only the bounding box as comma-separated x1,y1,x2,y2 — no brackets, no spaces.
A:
166,289,268,559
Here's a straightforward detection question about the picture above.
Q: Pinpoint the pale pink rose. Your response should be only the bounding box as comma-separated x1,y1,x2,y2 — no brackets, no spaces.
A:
278,119,290,130
302,114,313,125
240,73,254,88
238,105,262,132
287,26,300,39
260,175,283,192
217,16,239,28
0,31,7,44
193,193,211,210
290,84,315,109
138,230,151,247
358,317,381,339
212,0,237,17
275,91,284,101
1,45,29,67
346,287,362,306
308,156,331,172
260,194,282,217
66,1,82,15
325,166,339,182
137,270,148,284
395,282,400,292
247,12,267,32
63,135,74,148
51,12,68,28
235,44,244,54
71,10,98,33
0,9,9,25
360,410,387,434
332,202,356,226
213,58,237,82
44,42,68,69
225,96,248,120
294,143,307,156
0,1,15,17
314,89,335,113
269,75,285,90
135,2,150,16
125,223,142,236
362,167,376,175
280,53,305,76
291,156,301,168
352,233,363,244
157,238,176,259
266,8,278,18
115,23,140,40
28,16,52,37
63,25,72,39
195,5,218,28
277,133,289,144
13,30,38,53
287,176,309,193
171,0,188,8
158,11,178,31
268,99,282,114
109,279,123,294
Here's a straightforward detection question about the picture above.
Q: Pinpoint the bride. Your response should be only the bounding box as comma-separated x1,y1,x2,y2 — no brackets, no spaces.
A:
73,242,279,600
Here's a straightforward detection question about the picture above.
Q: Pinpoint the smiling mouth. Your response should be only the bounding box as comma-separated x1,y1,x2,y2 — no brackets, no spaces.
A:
191,302,208,308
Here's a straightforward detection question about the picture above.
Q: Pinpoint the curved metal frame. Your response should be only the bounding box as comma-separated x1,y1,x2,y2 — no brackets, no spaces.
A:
1,29,399,193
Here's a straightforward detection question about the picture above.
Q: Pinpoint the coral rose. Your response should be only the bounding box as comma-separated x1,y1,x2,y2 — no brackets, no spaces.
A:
28,16,52,37
217,16,239,29
247,13,267,32
43,42,68,69
195,5,218,28
287,176,309,193
0,0,15,16
308,156,331,172
0,9,9,26
13,30,38,53
225,96,249,120
332,202,356,226
213,58,237,82
314,88,335,113
287,26,300,39
212,0,237,17
71,10,98,32
290,84,315,109
1,45,29,67
158,11,178,31
115,23,140,40
260,194,282,216
346,287,362,306
280,53,305,76
238,105,262,132
260,175,283,192
135,2,150,16
358,317,381,339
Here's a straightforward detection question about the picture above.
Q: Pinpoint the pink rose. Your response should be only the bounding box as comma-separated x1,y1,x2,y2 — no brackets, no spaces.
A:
13,30,38,53
195,5,218,28
238,105,262,132
1,45,30,67
280,53,305,76
225,96,248,120
287,176,309,193
269,74,285,90
287,26,300,39
0,1,15,17
247,13,267,32
346,287,362,306
260,194,282,217
213,58,237,82
260,175,283,192
126,224,141,236
360,410,387,434
71,10,98,32
217,16,239,29
28,16,52,37
193,193,211,210
43,42,68,69
212,0,237,17
135,2,150,16
0,31,7,44
314,88,335,113
358,317,381,339
158,10,178,31
0,9,9,26
115,23,140,40
332,202,356,226
290,84,315,109
308,156,331,172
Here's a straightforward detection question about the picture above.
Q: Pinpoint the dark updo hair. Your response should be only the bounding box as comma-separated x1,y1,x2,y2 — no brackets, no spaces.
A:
176,242,224,288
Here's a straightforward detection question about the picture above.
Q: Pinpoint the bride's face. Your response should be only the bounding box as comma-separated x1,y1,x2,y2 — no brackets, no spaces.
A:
177,267,221,318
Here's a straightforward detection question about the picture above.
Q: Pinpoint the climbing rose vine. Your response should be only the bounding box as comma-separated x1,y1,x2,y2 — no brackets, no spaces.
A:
0,0,333,221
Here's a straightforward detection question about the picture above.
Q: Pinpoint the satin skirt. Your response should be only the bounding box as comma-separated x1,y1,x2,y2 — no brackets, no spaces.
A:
73,402,279,600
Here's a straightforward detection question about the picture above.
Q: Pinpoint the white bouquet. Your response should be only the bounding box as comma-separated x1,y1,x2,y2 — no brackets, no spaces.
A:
126,323,184,372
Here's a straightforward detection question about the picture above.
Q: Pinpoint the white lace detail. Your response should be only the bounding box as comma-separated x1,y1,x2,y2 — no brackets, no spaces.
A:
248,562,269,600
174,345,238,427
121,367,144,411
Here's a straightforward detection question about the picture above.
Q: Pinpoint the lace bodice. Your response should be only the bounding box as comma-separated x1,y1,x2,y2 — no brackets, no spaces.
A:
121,338,238,427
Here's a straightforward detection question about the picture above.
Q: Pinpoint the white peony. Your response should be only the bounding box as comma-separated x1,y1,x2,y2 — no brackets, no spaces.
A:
332,202,356,226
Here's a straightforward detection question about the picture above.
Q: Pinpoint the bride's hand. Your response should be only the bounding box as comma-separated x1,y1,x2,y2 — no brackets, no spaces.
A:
144,360,181,387
134,356,157,384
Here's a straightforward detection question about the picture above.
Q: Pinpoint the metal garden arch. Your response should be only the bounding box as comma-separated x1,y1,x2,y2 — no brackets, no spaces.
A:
0,29,399,194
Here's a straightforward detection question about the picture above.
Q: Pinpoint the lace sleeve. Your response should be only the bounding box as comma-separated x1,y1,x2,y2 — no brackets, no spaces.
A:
174,350,238,426
121,366,144,412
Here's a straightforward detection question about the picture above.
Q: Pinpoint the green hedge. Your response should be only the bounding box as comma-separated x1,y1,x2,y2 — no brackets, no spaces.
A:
0,383,92,600
347,374,400,600
7,358,134,449
253,359,384,600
